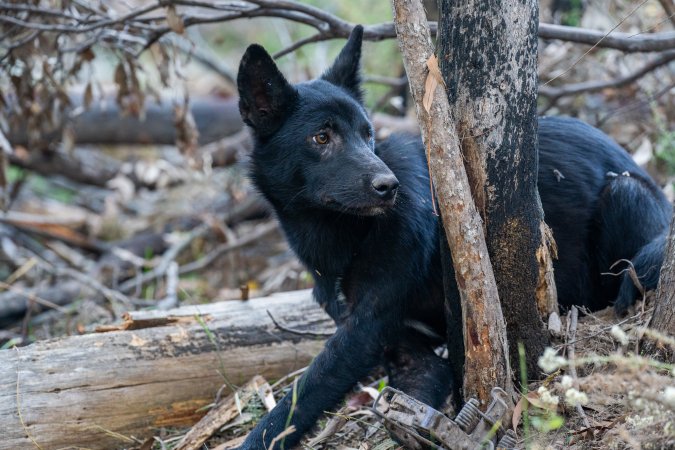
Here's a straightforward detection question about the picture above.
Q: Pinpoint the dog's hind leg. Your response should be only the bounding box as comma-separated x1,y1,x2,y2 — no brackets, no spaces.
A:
594,172,671,314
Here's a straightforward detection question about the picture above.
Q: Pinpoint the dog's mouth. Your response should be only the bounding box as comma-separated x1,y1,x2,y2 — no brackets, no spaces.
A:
322,195,396,216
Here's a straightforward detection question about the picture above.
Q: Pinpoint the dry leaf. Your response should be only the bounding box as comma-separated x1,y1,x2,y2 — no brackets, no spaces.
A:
174,95,200,161
512,390,559,430
422,54,445,113
167,5,185,34
83,82,93,110
62,125,76,154
79,47,96,62
632,137,653,167
512,395,526,431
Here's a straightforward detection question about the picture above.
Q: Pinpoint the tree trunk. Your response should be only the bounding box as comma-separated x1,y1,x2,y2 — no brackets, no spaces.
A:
0,290,332,450
392,0,513,403
643,211,675,361
437,0,556,376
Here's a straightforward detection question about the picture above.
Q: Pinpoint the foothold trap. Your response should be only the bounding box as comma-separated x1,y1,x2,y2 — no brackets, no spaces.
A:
372,386,517,450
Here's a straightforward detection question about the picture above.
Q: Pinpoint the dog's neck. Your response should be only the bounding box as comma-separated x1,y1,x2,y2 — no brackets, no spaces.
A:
277,206,372,276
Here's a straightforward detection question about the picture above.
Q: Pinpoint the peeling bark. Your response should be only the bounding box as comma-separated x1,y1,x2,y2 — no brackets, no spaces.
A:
437,0,556,376
391,0,513,403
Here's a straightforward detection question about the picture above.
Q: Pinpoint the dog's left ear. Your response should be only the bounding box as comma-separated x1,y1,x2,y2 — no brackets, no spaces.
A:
237,44,298,138
321,25,364,102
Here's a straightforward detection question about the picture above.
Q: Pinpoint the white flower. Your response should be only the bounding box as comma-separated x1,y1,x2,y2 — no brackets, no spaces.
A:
626,414,655,428
559,375,573,390
664,386,675,408
537,386,560,408
565,388,589,406
538,347,567,373
610,325,629,346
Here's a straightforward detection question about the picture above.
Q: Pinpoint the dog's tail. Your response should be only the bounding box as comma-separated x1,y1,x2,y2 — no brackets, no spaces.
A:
614,230,668,313
594,172,671,314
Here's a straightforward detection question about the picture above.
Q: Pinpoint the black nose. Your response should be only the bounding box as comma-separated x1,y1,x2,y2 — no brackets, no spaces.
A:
371,174,399,199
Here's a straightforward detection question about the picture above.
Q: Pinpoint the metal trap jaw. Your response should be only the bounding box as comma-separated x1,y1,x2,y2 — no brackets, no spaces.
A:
372,386,517,450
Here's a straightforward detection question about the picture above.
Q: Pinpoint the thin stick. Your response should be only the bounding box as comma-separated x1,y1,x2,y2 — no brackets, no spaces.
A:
543,0,652,86
266,310,334,337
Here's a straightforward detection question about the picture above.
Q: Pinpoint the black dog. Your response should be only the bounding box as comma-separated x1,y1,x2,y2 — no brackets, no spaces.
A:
236,26,671,450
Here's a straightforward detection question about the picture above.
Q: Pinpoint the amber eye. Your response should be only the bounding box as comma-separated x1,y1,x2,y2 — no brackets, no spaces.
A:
313,133,329,145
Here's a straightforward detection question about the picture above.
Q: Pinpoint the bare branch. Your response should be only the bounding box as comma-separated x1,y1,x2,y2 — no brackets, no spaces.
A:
539,49,675,108
1,0,673,59
537,23,675,53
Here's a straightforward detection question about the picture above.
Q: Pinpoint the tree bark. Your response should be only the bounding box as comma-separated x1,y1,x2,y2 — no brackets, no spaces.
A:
643,211,675,361
391,0,513,403
0,290,332,450
437,0,555,376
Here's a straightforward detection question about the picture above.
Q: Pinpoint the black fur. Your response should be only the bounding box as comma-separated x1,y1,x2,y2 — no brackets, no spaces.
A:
236,26,672,450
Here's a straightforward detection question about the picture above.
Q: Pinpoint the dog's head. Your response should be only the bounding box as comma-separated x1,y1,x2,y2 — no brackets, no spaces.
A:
237,26,399,216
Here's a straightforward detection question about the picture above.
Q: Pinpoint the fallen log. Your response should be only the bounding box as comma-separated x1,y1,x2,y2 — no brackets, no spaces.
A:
8,95,244,147
0,289,332,450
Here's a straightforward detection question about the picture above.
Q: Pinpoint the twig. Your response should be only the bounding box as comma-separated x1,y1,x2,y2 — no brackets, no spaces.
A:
557,312,640,348
543,0,655,86
657,0,675,27
566,307,591,429
48,264,133,308
117,220,277,294
1,0,674,57
539,49,675,110
15,246,132,309
537,23,675,53
266,310,334,337
178,221,278,275
161,34,236,85
155,261,179,310
598,81,675,126
270,366,308,391
116,221,210,294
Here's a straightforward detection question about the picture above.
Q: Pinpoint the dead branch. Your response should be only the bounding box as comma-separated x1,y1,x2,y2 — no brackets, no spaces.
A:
0,289,333,450
537,23,675,53
173,376,266,450
116,220,278,295
1,0,673,61
539,49,675,108
7,95,243,148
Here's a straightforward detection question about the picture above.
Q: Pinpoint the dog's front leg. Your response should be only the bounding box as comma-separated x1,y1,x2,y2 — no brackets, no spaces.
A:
237,300,400,450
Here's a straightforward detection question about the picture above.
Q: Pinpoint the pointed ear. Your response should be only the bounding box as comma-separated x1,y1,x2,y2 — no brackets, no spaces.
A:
237,44,298,137
321,25,364,102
